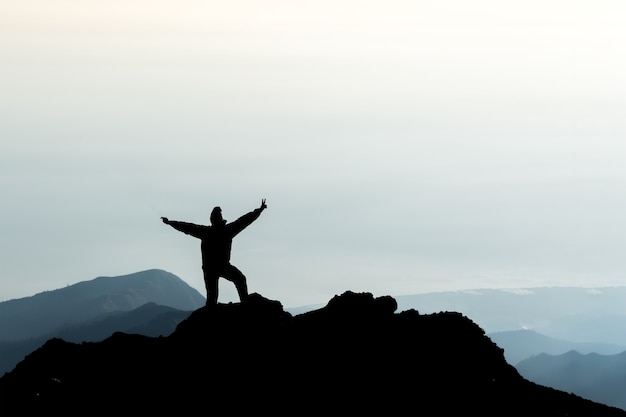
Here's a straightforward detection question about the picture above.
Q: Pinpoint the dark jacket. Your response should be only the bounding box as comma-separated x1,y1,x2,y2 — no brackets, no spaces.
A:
166,208,263,268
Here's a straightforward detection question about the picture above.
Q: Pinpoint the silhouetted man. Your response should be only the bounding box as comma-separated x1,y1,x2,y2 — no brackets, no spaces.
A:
161,199,267,305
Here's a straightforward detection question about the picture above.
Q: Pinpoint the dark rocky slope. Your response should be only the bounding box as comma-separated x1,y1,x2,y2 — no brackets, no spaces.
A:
1,291,623,416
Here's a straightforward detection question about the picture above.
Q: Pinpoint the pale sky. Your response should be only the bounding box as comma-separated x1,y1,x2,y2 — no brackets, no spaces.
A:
3,1,626,308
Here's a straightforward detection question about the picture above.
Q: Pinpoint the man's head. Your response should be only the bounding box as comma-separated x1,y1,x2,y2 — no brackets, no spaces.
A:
210,206,226,226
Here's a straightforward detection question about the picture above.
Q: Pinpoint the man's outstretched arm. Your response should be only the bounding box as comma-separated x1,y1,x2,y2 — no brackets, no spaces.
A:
228,199,267,237
161,217,206,239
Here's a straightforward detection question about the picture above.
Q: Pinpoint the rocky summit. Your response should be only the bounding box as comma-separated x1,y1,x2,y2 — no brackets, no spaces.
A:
1,291,624,416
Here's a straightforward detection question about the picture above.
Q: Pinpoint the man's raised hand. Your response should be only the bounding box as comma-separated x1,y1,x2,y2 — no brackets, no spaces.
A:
161,217,169,224
260,199,267,210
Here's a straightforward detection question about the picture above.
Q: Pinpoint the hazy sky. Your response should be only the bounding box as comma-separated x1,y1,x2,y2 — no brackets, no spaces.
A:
3,1,626,307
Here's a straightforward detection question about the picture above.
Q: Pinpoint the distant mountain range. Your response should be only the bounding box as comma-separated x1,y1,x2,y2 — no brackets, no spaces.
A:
0,269,205,376
0,269,204,342
517,350,626,411
2,291,622,416
488,329,626,365
395,286,626,345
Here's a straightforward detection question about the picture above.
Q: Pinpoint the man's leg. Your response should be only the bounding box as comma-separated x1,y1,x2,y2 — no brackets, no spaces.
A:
222,263,249,302
203,268,219,306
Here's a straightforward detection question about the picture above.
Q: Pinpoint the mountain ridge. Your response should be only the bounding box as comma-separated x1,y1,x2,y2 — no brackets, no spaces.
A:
1,291,623,416
0,270,203,376
0,269,205,341
488,329,626,365
0,302,194,377
517,349,626,411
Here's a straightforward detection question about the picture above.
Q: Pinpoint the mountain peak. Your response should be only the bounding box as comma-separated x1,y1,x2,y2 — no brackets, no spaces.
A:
0,269,205,342
1,290,623,416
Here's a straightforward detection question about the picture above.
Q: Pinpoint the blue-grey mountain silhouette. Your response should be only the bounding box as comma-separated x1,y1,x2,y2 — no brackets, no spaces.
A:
489,329,626,365
517,350,626,411
0,270,203,376
0,269,203,341
162,199,267,305
1,291,623,416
